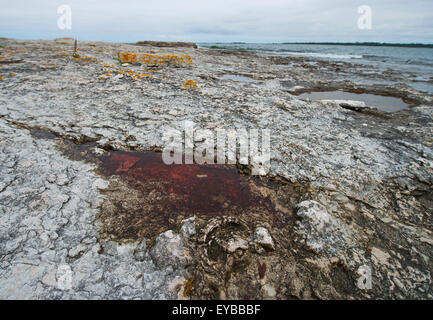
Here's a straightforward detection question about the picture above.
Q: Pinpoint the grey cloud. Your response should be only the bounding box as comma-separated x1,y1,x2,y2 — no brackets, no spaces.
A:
0,0,432,43
187,26,240,36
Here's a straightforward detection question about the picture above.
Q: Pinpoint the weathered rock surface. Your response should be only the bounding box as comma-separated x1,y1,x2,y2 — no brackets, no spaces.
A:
252,227,275,251
0,38,432,299
0,121,186,299
294,200,353,256
150,230,192,269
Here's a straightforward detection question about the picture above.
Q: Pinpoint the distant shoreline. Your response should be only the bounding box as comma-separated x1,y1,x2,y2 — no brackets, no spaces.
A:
282,42,433,48
2,38,432,48
200,42,433,48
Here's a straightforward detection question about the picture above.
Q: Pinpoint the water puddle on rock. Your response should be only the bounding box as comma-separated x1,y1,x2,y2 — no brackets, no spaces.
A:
90,149,294,241
299,90,409,112
99,151,253,213
221,74,256,82
30,129,57,140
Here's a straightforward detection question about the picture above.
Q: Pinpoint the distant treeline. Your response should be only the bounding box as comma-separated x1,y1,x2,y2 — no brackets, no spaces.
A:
281,42,433,48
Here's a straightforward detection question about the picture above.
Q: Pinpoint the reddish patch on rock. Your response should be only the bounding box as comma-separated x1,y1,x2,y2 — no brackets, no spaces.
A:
257,262,267,279
98,151,255,215
90,149,288,241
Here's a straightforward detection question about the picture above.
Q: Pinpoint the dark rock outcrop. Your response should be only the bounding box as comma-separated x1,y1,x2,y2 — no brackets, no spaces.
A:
136,40,197,49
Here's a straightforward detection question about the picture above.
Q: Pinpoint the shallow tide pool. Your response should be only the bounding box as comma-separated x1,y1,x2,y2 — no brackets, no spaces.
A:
299,90,409,112
221,74,256,82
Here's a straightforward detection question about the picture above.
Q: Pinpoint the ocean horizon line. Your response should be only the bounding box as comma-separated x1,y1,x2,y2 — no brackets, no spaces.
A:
198,41,433,48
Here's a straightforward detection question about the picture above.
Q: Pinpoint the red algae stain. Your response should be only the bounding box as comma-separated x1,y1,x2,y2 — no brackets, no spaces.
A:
257,262,267,279
98,151,256,215
84,149,291,241
55,139,296,241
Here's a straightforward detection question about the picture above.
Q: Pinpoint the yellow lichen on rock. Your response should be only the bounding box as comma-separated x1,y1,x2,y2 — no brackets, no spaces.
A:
54,37,74,41
117,52,192,67
73,56,98,63
183,277,195,297
183,79,197,89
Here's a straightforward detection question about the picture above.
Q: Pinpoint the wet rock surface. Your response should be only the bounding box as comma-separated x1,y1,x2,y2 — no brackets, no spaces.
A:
0,39,432,299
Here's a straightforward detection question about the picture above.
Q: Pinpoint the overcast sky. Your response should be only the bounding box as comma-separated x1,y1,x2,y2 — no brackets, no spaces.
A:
1,0,432,43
